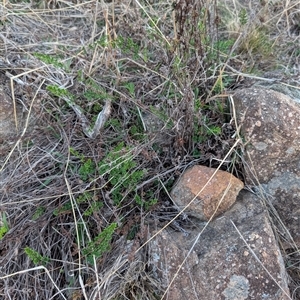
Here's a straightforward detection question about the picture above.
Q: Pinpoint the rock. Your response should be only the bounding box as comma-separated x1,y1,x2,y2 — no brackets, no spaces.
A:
258,172,300,248
233,87,300,185
150,229,199,299
170,165,244,221
149,190,291,300
254,82,300,104
233,87,300,247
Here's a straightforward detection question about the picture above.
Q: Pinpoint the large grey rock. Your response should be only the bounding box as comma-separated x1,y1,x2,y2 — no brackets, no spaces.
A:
233,87,300,247
259,172,300,248
149,190,291,299
233,87,300,185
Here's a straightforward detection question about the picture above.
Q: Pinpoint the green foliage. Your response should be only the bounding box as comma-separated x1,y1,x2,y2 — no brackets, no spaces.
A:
237,26,273,60
207,125,222,136
212,77,224,94
113,36,140,59
247,28,272,56
126,224,140,240
53,191,103,217
70,148,96,182
105,118,122,130
51,148,104,217
24,247,50,266
0,226,8,240
193,94,224,143
171,55,185,74
98,142,145,205
83,201,103,217
0,213,9,240
134,194,157,210
193,114,222,144
92,102,102,114
38,177,54,189
76,192,103,217
211,74,234,94
82,78,112,102
82,222,117,264
123,82,135,97
129,123,145,141
95,35,142,60
46,85,74,102
239,8,248,26
217,39,235,55
33,52,70,71
53,202,72,216
79,158,96,181
32,207,45,220
94,35,108,48
207,39,235,66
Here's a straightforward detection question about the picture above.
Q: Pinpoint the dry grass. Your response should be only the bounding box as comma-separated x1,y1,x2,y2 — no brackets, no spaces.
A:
0,0,299,299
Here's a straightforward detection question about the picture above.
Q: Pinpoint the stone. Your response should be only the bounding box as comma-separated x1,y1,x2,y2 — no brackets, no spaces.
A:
258,172,300,248
233,87,300,185
149,190,291,300
254,82,300,104
233,87,300,247
170,165,244,221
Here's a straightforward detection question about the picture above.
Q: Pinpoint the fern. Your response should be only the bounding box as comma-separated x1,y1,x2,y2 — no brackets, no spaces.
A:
82,222,117,264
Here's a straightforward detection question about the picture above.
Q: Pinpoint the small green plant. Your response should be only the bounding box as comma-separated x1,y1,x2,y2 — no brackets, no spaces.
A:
53,191,103,217
134,194,157,210
70,148,96,182
98,142,145,205
0,213,9,240
105,118,122,131
46,85,74,104
206,39,235,70
53,202,72,216
76,192,104,217
212,77,224,94
24,247,50,266
239,8,248,26
32,207,45,220
78,158,96,181
206,125,222,135
33,52,71,71
82,78,112,102
82,222,117,264
83,201,103,217
193,114,222,144
114,36,141,59
123,82,135,97
238,27,273,60
126,224,140,240
38,177,55,189
94,35,143,60
129,123,145,141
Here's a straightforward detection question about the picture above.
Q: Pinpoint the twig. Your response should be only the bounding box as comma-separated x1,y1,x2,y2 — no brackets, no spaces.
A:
63,97,112,139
